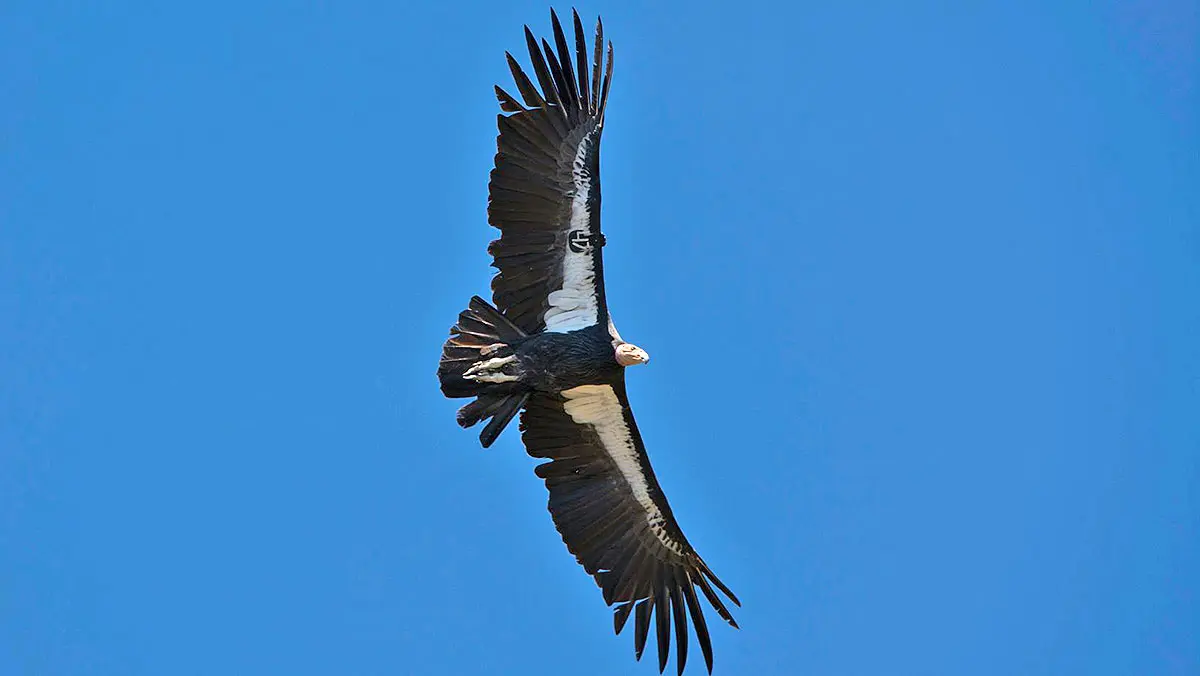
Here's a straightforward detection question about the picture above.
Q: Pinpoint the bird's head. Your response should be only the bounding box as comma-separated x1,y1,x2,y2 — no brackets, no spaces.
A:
615,342,650,367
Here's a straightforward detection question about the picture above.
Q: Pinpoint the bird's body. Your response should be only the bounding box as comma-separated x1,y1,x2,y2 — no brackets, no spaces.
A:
444,322,623,400
515,325,624,391
437,10,738,674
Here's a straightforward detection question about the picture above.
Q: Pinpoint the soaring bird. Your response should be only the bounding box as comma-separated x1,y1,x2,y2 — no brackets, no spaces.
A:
437,10,739,674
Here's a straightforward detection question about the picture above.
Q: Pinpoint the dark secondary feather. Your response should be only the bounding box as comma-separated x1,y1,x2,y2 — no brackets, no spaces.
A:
520,377,739,674
487,9,613,335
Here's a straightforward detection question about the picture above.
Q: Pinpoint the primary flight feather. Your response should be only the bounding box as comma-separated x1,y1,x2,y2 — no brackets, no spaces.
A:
437,10,739,674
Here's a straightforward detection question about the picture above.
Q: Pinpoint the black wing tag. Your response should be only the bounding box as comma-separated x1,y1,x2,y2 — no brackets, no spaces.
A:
568,230,606,253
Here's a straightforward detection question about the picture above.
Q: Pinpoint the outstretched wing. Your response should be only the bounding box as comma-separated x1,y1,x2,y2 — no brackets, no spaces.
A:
487,9,614,335
520,377,740,675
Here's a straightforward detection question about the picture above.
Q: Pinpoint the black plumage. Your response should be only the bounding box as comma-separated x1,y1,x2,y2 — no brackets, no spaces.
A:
437,10,738,674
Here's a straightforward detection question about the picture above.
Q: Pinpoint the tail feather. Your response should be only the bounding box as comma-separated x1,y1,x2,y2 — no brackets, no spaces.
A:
438,296,529,447
479,392,530,448
462,295,526,342
455,393,509,427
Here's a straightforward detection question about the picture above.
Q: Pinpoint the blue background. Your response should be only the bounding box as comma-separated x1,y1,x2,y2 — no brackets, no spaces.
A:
3,1,1197,674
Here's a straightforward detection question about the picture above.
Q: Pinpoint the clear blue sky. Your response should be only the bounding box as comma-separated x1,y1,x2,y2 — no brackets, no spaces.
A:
3,2,1197,674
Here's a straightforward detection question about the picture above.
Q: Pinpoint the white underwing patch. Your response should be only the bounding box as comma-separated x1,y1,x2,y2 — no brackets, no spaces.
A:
560,384,683,554
544,131,601,333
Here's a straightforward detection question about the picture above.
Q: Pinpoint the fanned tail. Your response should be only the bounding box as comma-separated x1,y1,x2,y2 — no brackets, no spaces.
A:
437,296,529,447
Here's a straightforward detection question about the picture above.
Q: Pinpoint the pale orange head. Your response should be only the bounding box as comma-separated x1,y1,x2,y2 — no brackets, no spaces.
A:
615,343,650,367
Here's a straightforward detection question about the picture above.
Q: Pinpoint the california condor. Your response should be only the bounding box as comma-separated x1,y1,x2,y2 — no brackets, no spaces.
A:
437,10,739,674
